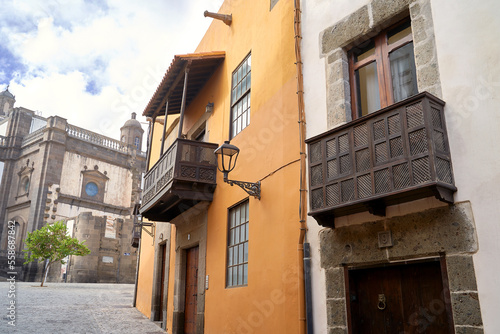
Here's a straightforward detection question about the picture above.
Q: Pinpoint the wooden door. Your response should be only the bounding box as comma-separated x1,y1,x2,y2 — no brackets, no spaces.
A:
159,244,167,323
184,246,199,334
348,261,452,333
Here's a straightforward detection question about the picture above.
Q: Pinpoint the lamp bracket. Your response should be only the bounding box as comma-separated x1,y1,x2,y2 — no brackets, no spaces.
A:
226,179,261,200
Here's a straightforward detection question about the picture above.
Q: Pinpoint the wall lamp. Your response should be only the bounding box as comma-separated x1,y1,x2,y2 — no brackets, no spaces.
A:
214,141,261,199
206,102,214,113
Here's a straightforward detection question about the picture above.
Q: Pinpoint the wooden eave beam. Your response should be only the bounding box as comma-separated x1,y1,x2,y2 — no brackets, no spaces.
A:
150,62,189,119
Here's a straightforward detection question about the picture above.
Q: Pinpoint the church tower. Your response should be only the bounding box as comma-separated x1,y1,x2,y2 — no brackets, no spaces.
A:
120,112,144,150
0,86,15,117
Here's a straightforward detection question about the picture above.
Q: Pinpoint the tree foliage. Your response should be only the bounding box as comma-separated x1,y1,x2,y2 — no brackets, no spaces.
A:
23,221,90,286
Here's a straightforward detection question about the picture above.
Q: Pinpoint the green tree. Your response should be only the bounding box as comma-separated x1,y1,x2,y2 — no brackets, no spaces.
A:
23,221,90,287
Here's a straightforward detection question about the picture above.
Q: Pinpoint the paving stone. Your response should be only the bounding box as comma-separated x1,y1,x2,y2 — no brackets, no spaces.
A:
0,282,165,333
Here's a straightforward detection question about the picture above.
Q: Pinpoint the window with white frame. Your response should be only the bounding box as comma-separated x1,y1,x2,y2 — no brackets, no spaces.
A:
227,200,249,287
230,54,251,138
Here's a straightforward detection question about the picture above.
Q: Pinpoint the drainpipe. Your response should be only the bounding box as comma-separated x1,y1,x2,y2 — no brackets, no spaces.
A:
294,0,312,333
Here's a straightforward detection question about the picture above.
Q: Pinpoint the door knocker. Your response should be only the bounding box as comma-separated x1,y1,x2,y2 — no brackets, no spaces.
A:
378,294,386,310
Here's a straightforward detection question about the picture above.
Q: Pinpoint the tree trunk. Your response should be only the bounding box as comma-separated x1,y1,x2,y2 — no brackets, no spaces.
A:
41,260,51,287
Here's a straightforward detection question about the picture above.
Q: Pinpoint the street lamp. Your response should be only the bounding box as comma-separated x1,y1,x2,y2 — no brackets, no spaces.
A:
214,141,261,199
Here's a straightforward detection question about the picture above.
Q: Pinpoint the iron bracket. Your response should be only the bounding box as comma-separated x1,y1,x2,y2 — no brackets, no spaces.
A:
226,179,261,200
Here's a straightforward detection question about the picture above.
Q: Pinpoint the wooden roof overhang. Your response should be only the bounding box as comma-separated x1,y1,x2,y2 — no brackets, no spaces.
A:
142,51,226,118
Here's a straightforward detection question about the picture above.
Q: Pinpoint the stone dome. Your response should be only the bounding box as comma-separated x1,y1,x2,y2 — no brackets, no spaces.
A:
122,112,142,129
0,87,15,99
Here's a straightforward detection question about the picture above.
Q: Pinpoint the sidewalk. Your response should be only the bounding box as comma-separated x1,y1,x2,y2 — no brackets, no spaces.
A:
0,282,165,334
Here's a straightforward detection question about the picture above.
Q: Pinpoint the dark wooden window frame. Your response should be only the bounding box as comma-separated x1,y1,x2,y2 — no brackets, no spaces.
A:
349,18,414,119
226,198,249,288
230,52,252,139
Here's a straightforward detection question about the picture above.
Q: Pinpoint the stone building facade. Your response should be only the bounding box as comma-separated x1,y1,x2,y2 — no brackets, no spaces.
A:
302,0,499,333
0,88,146,283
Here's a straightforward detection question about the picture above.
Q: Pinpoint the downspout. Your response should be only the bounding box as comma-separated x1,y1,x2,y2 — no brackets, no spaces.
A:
294,0,312,333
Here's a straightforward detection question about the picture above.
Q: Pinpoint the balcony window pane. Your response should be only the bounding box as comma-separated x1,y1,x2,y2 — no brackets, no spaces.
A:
388,21,412,45
390,42,418,103
356,61,381,117
354,41,375,62
243,264,248,285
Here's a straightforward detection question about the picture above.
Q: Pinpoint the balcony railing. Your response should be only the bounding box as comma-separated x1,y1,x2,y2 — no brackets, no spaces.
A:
306,92,456,228
140,138,218,222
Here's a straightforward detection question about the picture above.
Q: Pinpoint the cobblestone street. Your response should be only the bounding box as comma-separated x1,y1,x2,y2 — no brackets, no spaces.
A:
0,281,165,334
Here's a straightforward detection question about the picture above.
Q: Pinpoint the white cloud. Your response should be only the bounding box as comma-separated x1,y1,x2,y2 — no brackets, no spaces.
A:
0,0,224,141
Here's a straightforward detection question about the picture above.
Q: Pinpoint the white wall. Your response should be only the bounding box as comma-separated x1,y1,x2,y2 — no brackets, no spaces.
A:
300,1,370,332
431,1,500,331
301,0,500,331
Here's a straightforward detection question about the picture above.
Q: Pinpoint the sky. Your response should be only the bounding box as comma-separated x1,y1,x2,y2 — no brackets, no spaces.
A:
0,0,224,142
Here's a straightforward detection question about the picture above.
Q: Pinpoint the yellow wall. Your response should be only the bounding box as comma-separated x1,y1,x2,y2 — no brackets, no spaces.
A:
194,0,301,333
137,0,301,332
135,220,155,317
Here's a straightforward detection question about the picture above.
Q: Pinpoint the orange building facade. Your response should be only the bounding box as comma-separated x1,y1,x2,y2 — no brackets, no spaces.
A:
134,0,308,333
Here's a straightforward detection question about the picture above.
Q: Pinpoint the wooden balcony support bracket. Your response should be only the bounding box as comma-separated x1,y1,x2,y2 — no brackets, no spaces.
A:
366,199,386,217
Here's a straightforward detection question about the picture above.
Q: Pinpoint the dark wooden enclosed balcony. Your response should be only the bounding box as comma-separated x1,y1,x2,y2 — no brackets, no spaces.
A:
307,92,456,228
140,139,218,222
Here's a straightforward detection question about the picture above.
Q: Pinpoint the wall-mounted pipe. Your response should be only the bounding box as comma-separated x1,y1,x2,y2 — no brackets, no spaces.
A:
294,0,311,333
204,11,232,26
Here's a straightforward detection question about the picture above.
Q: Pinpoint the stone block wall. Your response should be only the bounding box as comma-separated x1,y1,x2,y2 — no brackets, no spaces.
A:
319,0,441,130
320,202,483,333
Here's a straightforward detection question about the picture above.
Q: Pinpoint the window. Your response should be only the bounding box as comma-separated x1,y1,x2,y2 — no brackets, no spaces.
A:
230,54,251,138
134,136,140,150
20,176,30,194
81,168,108,202
227,201,249,287
349,19,417,118
85,181,98,197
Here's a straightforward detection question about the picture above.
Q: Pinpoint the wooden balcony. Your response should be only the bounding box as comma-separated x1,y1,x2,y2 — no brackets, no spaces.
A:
140,139,218,222
306,92,456,228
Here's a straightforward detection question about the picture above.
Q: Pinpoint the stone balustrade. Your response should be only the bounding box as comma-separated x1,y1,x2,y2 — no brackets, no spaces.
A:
66,124,128,153
21,128,45,147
